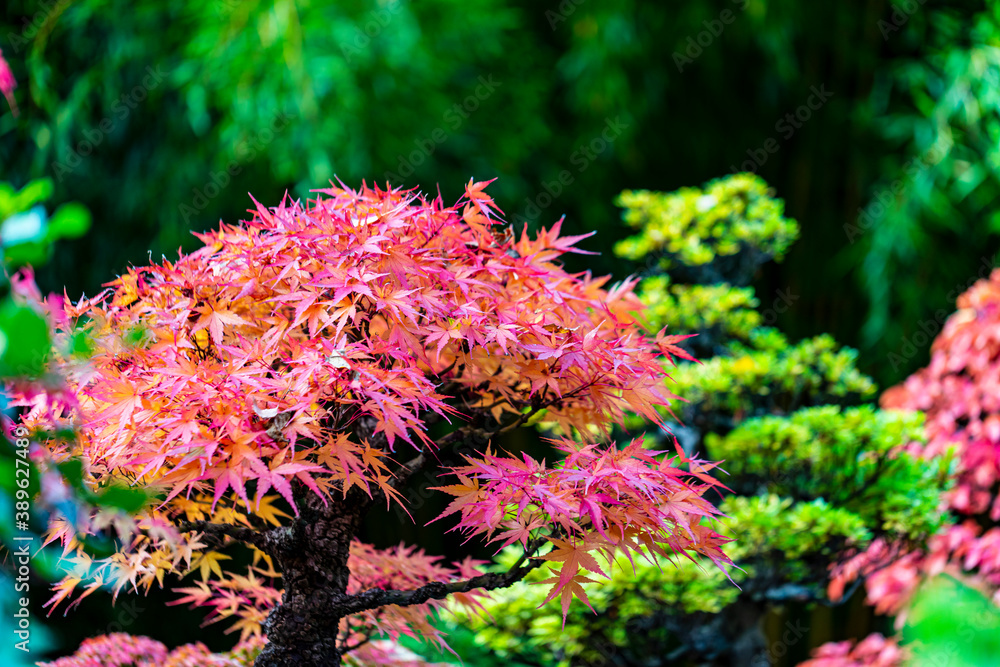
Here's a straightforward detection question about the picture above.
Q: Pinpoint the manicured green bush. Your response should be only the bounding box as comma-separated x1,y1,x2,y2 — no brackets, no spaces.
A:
710,406,949,539
634,275,761,349
615,174,799,285
668,331,876,423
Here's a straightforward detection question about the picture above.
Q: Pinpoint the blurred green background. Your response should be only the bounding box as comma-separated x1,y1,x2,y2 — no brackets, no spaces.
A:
6,0,1000,393
3,0,1000,661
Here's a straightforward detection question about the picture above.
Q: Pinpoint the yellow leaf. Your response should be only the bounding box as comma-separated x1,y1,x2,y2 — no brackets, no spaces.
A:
253,495,291,527
192,327,210,348
112,274,138,308
194,551,231,583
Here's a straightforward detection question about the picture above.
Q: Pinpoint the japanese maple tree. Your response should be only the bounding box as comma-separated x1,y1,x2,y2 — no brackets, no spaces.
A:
15,180,731,666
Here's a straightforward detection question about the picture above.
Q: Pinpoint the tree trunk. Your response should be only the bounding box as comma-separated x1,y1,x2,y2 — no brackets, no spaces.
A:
662,599,770,667
726,600,770,666
254,496,364,667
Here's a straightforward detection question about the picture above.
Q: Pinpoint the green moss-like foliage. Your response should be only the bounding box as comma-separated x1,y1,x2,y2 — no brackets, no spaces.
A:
636,275,761,345
614,173,799,285
670,331,876,423
449,547,737,667
711,406,952,539
723,495,871,578
623,330,876,433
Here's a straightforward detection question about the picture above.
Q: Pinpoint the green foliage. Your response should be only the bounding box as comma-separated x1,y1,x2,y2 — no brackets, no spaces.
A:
711,406,952,539
722,494,870,582
903,575,1000,667
0,299,49,377
448,544,739,667
615,174,799,283
0,178,91,378
0,178,51,218
851,6,1000,367
636,275,761,344
0,179,91,268
669,331,876,421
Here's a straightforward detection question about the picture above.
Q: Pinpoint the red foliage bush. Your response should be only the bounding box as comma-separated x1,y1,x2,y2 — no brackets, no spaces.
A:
804,269,1000,664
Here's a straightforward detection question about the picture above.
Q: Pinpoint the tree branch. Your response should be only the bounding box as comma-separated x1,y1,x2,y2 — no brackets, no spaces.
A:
174,520,290,551
388,424,491,489
336,536,550,616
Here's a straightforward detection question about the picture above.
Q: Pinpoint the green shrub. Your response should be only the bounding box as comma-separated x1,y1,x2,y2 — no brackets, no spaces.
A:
635,275,760,352
711,406,951,539
669,331,876,422
614,174,799,285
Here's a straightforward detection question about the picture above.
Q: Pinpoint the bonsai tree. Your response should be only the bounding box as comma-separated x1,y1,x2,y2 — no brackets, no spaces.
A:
450,174,951,666
804,266,1000,666
15,180,732,667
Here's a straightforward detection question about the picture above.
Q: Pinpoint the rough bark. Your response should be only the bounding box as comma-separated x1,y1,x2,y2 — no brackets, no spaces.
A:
254,494,363,667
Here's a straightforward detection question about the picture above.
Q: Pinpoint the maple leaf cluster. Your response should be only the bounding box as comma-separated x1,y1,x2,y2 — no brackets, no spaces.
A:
435,438,727,617
39,633,265,667
798,634,905,667
13,179,730,661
